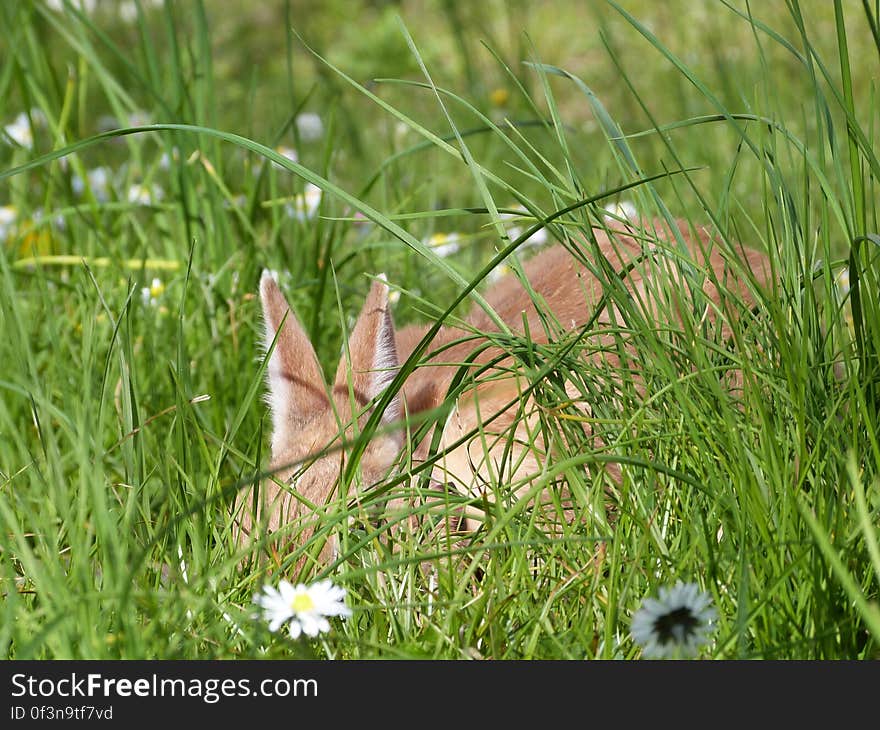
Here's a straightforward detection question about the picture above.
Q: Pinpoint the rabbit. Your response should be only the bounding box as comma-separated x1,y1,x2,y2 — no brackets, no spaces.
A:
237,215,771,570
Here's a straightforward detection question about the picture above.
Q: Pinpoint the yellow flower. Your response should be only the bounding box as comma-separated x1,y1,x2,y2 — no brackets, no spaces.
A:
2,208,55,257
17,226,53,257
489,88,510,107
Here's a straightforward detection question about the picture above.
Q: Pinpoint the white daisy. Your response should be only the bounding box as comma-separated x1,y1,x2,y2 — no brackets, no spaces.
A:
507,224,547,248
141,277,165,307
72,166,112,202
603,200,638,223
285,183,322,221
393,121,410,145
272,145,299,169
31,207,66,232
295,112,324,142
254,579,351,640
501,208,548,249
4,113,33,149
159,147,180,170
486,261,512,285
47,0,97,12
631,580,717,659
118,0,138,23
424,231,461,258
127,183,163,206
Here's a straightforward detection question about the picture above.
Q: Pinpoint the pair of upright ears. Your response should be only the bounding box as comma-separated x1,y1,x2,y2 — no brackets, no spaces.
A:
259,271,403,441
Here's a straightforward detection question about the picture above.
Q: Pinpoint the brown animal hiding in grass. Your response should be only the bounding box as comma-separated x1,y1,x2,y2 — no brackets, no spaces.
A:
236,216,771,569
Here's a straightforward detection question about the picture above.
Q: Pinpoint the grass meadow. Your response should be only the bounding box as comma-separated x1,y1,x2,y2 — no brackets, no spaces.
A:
1,0,879,659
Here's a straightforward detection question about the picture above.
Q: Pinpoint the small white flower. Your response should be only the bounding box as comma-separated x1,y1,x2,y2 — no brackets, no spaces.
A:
1,206,18,225
272,145,299,169
141,277,165,306
507,225,548,247
603,200,638,223
0,205,17,242
127,183,163,206
47,0,97,11
393,121,410,145
500,207,547,248
31,207,64,231
424,232,461,258
89,167,112,199
295,112,324,142
486,262,512,285
72,166,112,202
4,113,33,149
631,580,717,659
127,109,152,128
159,147,180,170
285,183,322,221
118,0,138,22
254,579,351,639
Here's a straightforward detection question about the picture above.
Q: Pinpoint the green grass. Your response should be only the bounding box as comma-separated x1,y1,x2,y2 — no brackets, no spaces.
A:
0,0,878,659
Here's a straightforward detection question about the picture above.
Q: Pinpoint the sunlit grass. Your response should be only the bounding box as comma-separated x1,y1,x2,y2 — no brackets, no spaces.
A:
0,0,877,659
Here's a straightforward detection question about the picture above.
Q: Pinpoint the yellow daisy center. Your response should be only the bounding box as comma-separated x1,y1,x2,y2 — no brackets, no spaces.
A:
291,592,315,613
489,88,510,107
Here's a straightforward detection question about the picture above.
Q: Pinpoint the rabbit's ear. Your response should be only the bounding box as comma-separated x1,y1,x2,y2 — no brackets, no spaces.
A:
259,271,329,455
333,275,401,426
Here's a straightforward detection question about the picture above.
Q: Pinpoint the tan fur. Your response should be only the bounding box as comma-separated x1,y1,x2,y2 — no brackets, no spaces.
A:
238,274,403,566
238,217,771,569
